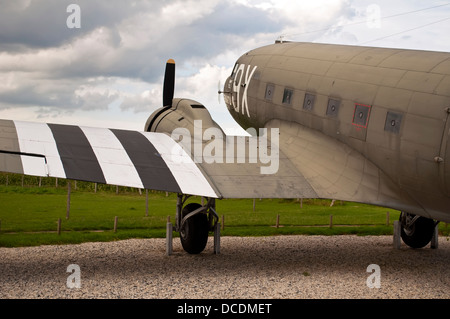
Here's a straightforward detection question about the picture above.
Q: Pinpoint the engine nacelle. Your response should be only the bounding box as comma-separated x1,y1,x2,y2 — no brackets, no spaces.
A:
145,98,224,137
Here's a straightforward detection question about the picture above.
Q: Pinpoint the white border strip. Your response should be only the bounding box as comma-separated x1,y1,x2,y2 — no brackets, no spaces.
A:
14,121,66,178
81,126,144,189
142,132,217,198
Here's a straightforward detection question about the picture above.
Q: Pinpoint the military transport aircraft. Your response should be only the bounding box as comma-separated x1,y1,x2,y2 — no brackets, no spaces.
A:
1,41,450,254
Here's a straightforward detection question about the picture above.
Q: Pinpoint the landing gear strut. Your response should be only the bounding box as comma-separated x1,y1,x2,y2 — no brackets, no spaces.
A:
399,212,438,248
175,194,219,254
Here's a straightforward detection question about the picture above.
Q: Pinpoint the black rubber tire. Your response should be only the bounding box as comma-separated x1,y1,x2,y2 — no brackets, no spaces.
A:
400,213,435,249
180,203,209,254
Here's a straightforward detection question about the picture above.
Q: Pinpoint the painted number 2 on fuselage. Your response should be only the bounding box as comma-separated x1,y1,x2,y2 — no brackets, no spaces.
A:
232,64,257,118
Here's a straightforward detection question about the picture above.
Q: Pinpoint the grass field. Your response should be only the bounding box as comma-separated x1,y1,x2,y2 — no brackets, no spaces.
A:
0,175,448,247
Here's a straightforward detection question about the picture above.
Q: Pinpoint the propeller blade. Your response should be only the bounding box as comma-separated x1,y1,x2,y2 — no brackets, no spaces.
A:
163,59,175,107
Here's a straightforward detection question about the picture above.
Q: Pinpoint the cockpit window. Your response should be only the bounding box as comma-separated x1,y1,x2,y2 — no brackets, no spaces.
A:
230,63,239,78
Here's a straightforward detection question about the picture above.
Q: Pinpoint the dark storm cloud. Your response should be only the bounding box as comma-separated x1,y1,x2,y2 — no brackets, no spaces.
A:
0,0,280,80
0,0,150,52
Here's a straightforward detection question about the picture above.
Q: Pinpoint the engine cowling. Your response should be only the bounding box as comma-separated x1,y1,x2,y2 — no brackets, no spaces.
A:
145,98,224,137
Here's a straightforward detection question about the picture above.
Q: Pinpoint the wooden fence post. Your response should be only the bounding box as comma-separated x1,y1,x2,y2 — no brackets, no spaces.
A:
114,216,118,233
66,180,71,220
145,189,149,217
57,218,61,235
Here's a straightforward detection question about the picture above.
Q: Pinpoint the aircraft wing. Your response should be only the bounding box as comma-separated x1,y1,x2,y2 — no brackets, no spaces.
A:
0,118,424,216
0,118,319,200
193,132,318,199
0,119,217,198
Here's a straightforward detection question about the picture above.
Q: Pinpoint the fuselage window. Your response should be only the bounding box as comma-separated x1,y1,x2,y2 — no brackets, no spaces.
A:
384,111,402,134
265,83,275,101
303,93,315,111
282,88,294,105
352,103,372,128
326,99,340,117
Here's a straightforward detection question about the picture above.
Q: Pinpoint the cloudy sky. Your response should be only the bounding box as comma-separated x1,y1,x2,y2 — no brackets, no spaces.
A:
1,0,449,133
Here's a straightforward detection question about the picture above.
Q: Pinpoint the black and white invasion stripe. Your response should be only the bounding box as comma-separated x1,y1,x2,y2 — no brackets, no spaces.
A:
0,119,217,198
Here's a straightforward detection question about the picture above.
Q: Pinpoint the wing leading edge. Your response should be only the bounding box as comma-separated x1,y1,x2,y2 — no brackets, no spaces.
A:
0,119,217,198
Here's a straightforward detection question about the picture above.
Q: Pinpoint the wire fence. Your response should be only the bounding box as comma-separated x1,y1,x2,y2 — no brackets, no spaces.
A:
0,172,149,194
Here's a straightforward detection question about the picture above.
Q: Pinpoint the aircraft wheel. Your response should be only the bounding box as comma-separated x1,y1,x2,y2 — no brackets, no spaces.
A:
180,203,209,254
399,212,435,248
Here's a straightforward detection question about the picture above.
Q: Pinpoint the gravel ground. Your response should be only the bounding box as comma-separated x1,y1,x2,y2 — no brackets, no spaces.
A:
0,235,449,299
